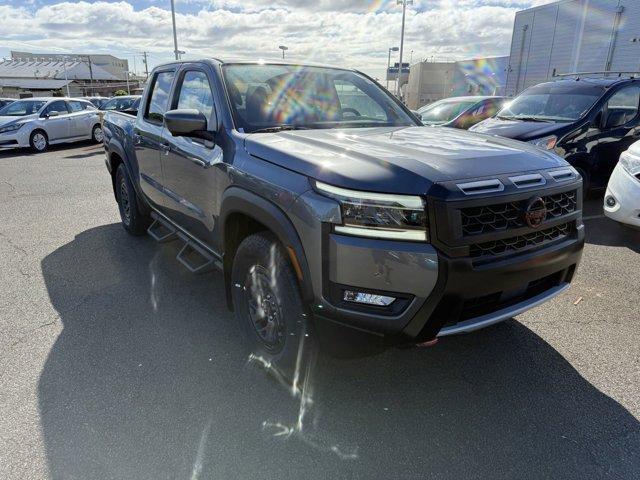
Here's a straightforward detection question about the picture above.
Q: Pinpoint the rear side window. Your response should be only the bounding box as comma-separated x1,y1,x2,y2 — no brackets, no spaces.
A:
68,101,84,112
606,85,640,125
145,71,175,123
175,71,214,122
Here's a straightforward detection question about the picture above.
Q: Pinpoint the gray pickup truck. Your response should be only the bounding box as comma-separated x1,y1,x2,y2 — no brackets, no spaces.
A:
103,59,584,374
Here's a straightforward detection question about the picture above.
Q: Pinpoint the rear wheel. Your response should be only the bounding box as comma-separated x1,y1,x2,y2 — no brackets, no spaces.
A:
92,124,104,143
29,130,49,152
115,164,150,235
231,232,315,384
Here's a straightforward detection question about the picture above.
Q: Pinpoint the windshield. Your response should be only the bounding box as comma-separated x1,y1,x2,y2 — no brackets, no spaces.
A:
0,99,47,116
418,99,478,123
222,64,417,132
498,89,601,122
101,97,139,111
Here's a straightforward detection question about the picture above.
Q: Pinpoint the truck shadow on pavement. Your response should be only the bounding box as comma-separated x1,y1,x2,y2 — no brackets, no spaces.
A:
39,224,640,480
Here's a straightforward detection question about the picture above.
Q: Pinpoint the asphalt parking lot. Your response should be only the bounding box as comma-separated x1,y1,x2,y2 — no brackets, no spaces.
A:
1,142,639,480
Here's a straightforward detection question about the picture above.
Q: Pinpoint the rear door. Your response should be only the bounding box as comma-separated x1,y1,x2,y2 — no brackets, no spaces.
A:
160,66,222,242
40,100,71,142
67,100,96,138
592,84,640,186
135,68,176,208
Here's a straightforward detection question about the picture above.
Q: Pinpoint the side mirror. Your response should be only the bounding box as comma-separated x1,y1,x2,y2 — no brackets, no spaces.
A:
46,111,59,118
604,110,627,129
164,109,211,140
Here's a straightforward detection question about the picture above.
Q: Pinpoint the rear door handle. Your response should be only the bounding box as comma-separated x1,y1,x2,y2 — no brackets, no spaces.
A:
160,142,171,154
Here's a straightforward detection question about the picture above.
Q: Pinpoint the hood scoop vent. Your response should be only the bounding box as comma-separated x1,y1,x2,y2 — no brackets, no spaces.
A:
456,179,505,195
509,173,546,189
548,168,576,182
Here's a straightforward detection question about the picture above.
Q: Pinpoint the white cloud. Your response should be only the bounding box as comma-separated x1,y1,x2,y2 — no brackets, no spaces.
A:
0,0,534,78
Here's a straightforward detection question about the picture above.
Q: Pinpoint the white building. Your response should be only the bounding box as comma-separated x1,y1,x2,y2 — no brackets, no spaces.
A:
506,0,640,96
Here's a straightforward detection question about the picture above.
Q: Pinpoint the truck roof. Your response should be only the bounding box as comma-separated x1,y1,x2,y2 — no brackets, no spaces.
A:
154,58,357,72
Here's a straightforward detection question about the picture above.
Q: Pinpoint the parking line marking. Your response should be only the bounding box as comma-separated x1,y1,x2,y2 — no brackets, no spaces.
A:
582,214,605,220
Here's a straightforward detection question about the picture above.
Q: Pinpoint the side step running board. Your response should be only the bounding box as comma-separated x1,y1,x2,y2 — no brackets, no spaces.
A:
147,218,178,243
148,211,222,274
176,234,220,274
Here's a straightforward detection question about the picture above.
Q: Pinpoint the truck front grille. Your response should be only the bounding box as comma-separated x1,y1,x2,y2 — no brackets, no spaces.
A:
469,222,573,258
461,190,577,236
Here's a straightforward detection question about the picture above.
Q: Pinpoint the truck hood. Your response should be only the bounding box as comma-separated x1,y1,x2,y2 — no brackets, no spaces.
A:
470,117,565,141
243,126,568,194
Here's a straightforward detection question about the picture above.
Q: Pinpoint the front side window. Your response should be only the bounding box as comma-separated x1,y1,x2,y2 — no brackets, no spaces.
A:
102,97,139,111
0,100,47,116
42,101,69,116
146,71,175,123
176,71,214,122
605,85,640,125
222,64,416,132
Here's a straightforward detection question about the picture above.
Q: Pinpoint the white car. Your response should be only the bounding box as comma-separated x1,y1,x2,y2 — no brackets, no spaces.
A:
0,97,103,152
604,140,640,228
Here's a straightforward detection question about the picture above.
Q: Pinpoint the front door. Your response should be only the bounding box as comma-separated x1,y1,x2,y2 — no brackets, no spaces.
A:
135,69,175,209
160,68,222,244
41,100,70,142
591,84,640,187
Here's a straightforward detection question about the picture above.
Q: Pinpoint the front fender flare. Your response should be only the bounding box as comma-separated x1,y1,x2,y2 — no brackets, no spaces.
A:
219,187,314,307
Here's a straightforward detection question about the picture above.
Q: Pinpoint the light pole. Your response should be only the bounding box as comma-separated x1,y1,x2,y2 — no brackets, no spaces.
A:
62,56,71,97
125,71,130,95
396,0,413,98
279,45,288,60
170,0,180,60
386,47,399,90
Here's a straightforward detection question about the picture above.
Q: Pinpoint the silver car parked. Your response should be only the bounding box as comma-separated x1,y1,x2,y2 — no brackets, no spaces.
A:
0,97,103,152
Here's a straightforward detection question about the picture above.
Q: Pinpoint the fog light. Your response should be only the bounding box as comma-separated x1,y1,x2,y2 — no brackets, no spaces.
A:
343,290,395,306
605,195,616,207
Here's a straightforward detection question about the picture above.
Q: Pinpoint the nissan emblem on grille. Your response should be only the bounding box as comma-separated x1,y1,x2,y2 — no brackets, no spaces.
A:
523,196,547,228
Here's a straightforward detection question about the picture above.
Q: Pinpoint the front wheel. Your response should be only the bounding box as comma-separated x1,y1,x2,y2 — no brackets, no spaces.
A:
231,232,315,384
115,164,150,235
92,124,104,143
30,130,49,152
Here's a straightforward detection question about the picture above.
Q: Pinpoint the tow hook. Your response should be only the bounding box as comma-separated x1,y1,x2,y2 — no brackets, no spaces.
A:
416,338,438,348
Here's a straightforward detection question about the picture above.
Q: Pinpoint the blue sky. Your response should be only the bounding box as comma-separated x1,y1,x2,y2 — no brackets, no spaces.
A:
0,0,551,78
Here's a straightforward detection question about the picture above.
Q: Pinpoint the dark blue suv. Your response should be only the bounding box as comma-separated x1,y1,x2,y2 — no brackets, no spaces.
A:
471,76,640,195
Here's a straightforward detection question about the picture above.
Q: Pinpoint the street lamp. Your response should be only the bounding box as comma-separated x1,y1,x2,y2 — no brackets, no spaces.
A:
170,0,180,60
386,47,399,90
396,0,413,98
279,45,288,60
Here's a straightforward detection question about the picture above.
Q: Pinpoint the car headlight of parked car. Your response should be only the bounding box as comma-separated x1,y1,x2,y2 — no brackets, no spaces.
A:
0,123,24,134
527,135,557,150
619,151,640,177
314,181,428,241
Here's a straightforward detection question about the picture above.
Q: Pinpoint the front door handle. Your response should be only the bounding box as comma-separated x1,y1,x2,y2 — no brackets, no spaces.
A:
160,143,171,155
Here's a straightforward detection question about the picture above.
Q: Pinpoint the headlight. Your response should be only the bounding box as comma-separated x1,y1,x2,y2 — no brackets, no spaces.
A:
619,151,640,177
0,123,23,134
527,135,557,150
314,181,428,241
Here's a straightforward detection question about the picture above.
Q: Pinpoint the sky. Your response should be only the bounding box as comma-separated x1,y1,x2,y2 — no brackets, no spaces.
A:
0,0,555,78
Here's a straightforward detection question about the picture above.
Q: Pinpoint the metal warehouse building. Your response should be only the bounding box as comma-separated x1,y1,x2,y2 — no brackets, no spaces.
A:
506,0,640,96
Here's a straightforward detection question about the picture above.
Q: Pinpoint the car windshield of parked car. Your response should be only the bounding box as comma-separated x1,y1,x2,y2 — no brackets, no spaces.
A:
0,99,47,116
222,64,417,132
418,99,479,123
497,86,601,122
102,97,138,111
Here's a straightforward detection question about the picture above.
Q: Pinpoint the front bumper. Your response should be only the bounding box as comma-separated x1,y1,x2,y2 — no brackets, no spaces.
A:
604,163,640,228
0,128,31,149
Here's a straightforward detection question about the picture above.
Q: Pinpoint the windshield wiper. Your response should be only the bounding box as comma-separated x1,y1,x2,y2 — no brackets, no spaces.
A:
498,115,552,123
250,125,309,133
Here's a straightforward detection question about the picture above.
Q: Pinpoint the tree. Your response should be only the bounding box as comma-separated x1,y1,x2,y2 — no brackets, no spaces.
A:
114,90,128,97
